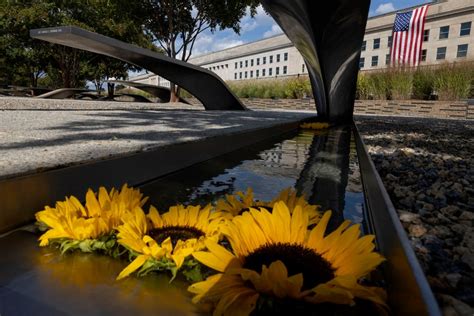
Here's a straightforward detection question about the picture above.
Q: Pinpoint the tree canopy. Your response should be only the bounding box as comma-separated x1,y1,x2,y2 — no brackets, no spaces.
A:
1,0,260,97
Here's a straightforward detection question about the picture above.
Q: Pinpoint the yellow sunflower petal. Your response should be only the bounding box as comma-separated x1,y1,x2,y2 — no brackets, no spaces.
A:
116,254,149,280
193,240,239,272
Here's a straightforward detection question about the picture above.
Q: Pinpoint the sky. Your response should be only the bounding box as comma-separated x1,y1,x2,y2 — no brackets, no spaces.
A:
191,0,432,57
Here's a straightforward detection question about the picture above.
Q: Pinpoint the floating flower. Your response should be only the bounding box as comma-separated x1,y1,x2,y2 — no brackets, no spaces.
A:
214,188,266,217
189,202,387,315
116,204,223,281
215,188,321,224
35,184,148,254
268,188,321,225
300,122,330,130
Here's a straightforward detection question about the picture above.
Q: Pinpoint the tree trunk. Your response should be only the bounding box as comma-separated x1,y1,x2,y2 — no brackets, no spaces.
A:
107,82,115,98
169,83,178,102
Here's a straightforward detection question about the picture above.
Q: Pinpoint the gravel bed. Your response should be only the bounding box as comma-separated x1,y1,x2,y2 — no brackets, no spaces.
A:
355,115,474,315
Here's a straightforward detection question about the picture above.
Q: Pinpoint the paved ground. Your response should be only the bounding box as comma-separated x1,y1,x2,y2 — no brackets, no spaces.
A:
0,97,315,179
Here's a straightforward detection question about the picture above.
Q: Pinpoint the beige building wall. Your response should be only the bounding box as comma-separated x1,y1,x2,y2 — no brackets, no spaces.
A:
130,0,473,85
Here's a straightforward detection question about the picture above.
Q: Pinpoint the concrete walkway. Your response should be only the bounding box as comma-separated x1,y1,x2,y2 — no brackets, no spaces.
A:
0,97,315,179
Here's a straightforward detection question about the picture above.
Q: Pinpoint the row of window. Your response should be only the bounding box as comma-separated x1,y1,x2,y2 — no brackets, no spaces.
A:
361,21,471,51
234,66,288,79
359,44,469,68
234,52,288,69
208,64,228,71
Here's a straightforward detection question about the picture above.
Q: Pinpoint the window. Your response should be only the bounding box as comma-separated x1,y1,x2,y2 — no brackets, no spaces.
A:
439,26,449,39
385,54,390,65
245,71,248,78
388,36,392,48
262,69,266,76
250,70,253,78
251,59,254,67
373,38,380,49
359,57,365,69
276,67,280,75
460,22,471,36
269,55,273,63
239,72,242,79
257,58,260,65
256,69,259,77
263,56,266,64
234,73,237,79
284,52,288,61
421,49,427,61
269,68,272,76
283,66,287,74
240,61,243,68
436,47,447,60
457,44,468,58
235,62,237,69
371,56,378,67
423,29,430,42
302,64,305,73
361,40,366,51
276,54,280,62
245,60,248,67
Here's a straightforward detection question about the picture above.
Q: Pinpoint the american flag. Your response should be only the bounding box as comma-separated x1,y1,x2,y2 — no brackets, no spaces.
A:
390,5,429,67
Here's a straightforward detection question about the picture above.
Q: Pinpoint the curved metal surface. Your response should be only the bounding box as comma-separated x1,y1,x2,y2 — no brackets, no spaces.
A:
36,88,89,99
261,0,370,123
30,26,245,111
107,80,190,104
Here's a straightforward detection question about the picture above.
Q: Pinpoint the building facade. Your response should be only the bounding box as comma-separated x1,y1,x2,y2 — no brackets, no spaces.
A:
131,0,473,85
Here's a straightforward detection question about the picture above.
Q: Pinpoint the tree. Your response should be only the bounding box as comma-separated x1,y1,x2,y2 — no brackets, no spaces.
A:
143,0,259,101
1,0,153,90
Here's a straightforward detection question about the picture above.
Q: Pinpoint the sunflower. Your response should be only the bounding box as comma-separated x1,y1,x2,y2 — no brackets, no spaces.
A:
214,188,266,217
189,202,387,315
300,122,330,130
215,188,321,225
268,188,321,225
35,184,148,253
116,204,223,281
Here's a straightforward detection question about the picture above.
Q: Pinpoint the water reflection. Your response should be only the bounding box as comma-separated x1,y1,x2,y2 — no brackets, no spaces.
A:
295,126,351,229
141,128,364,226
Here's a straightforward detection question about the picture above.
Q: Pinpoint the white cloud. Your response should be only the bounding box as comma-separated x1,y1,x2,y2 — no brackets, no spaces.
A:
192,34,244,56
263,24,283,38
240,5,274,34
191,34,214,56
214,38,244,51
375,3,395,15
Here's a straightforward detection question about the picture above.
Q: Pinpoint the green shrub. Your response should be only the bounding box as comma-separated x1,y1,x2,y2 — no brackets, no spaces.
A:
366,70,390,100
356,73,370,100
389,69,413,100
412,67,435,99
433,63,472,100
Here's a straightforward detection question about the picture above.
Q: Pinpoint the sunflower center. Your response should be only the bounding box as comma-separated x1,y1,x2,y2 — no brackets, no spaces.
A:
238,205,272,215
243,242,334,290
148,226,204,247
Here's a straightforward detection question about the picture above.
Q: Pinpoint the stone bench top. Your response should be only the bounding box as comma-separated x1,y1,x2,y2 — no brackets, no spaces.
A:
0,97,315,180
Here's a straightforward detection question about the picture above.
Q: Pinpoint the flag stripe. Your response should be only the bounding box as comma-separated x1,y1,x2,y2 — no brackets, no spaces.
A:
390,4,429,67
416,5,429,66
408,7,420,65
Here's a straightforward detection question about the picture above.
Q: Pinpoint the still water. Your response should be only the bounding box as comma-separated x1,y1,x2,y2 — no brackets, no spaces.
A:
140,125,365,230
